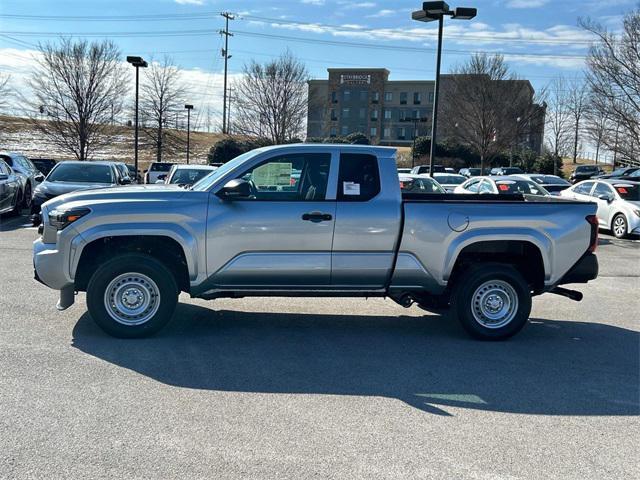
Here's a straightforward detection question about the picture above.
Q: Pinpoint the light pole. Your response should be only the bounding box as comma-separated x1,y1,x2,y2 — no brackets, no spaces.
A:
185,104,194,164
412,2,476,177
126,56,148,179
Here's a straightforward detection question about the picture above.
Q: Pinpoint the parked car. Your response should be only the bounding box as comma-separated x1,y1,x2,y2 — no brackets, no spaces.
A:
34,144,598,341
399,174,445,194
569,165,604,184
0,152,44,209
597,166,640,179
459,167,481,178
113,162,133,185
31,161,125,224
31,158,57,176
397,168,412,174
444,167,456,174
126,164,142,183
0,159,22,215
491,166,524,176
561,179,640,238
410,164,446,175
144,162,175,184
515,174,571,195
454,176,550,196
431,173,467,192
163,164,218,186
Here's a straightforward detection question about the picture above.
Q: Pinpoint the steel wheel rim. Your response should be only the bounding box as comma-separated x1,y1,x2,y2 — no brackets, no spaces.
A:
613,217,626,237
471,280,519,329
104,272,160,326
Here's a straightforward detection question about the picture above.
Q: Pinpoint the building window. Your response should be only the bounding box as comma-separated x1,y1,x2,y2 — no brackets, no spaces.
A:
359,108,366,119
330,109,337,121
371,91,380,104
370,109,378,120
384,109,392,120
399,110,407,121
428,92,434,102
342,107,350,119
344,90,351,101
413,109,420,119
331,91,338,103
413,92,422,105
330,126,337,137
341,125,349,135
397,127,406,140
384,92,393,102
383,127,391,138
359,90,368,101
370,127,377,137
400,92,408,104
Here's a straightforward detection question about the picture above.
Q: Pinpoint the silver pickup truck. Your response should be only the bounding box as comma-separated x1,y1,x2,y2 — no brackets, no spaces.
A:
33,144,599,340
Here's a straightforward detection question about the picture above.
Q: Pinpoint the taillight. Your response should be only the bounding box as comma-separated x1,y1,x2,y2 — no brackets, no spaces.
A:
586,215,598,252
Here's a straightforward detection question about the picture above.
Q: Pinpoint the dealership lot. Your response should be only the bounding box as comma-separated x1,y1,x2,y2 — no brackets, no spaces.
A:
1,216,638,479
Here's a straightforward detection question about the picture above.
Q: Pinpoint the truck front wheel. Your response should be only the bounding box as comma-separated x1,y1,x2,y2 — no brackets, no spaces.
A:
86,253,178,338
452,263,531,340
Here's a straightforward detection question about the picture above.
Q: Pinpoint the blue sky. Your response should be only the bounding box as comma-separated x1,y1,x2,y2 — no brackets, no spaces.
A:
0,0,636,124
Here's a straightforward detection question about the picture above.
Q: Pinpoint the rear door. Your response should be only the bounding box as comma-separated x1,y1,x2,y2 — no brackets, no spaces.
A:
206,151,336,287
331,152,401,288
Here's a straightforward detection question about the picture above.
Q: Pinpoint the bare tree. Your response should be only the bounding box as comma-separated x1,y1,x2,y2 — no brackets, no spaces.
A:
584,107,610,164
580,11,640,166
233,51,308,144
567,76,589,164
139,56,188,162
441,53,545,175
26,38,126,160
545,76,572,168
0,72,11,112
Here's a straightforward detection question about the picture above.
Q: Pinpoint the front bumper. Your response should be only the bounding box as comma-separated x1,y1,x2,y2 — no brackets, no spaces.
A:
33,238,74,290
556,252,599,285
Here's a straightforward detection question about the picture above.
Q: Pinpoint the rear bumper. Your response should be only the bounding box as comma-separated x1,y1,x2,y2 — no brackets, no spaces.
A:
556,252,598,285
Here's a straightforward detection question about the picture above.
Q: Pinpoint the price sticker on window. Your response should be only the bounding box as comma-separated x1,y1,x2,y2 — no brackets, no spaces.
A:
343,182,361,195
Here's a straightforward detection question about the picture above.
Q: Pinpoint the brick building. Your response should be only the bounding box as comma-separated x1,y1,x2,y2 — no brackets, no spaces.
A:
307,68,545,154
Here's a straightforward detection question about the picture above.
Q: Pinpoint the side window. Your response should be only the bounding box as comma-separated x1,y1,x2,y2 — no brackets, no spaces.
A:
479,180,494,193
592,183,612,198
1,155,13,167
238,153,331,201
337,153,380,202
465,179,481,193
575,181,594,195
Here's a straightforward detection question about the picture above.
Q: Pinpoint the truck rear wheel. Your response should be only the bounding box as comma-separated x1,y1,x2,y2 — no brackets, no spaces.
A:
86,253,178,338
452,263,531,340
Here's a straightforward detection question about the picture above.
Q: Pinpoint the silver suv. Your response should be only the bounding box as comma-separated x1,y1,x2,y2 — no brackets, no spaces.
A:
0,152,44,210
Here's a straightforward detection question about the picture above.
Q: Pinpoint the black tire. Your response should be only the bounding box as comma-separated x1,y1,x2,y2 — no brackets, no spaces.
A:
611,213,628,239
86,253,178,338
452,263,532,340
22,182,32,209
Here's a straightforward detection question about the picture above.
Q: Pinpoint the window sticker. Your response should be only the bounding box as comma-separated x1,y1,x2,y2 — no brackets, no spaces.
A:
343,181,361,195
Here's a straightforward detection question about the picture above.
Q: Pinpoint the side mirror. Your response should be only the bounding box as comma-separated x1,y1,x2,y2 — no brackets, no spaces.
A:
597,194,613,203
217,178,252,199
119,178,131,185
35,173,45,182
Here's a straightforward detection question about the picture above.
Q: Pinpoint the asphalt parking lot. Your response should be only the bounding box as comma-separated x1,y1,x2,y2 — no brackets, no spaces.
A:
1,212,638,479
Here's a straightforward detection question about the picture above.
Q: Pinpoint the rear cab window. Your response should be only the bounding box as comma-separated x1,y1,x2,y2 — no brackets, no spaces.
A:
337,153,380,201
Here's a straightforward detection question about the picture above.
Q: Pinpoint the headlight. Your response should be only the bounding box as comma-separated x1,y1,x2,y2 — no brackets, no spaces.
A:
48,207,90,230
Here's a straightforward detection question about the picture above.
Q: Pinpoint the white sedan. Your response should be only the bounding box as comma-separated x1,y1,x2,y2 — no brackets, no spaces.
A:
161,164,218,186
454,176,550,196
560,179,640,238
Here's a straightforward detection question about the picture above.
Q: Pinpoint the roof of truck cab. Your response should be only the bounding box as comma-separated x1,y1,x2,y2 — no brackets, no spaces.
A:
253,143,397,154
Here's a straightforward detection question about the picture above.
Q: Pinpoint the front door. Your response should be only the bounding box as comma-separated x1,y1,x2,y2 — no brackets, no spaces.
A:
591,182,615,227
206,151,335,288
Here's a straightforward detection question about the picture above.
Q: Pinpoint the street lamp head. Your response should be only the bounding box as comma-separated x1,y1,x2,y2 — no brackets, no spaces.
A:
126,56,148,68
185,104,194,110
452,6,477,20
423,1,450,14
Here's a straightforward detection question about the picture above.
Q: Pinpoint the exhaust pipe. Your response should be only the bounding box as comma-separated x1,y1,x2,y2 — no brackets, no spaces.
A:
549,287,583,302
390,293,415,308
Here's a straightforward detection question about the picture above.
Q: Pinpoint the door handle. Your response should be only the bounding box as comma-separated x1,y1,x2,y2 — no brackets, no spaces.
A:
302,211,333,222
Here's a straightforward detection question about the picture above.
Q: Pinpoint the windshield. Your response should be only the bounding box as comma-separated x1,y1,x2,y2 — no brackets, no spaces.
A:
191,150,259,191
577,166,598,172
502,167,523,175
47,163,114,183
613,183,640,201
170,168,215,185
434,174,465,185
496,180,549,195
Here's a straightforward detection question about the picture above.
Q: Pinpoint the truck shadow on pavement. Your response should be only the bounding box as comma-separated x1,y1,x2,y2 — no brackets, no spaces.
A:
72,303,639,417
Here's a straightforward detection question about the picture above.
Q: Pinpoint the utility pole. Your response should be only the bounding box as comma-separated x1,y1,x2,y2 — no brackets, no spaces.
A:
227,87,233,134
220,12,234,135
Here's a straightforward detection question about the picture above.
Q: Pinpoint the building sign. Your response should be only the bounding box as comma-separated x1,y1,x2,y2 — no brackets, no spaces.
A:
340,74,371,85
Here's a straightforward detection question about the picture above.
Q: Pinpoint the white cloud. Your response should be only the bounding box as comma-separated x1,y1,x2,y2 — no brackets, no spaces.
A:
340,2,377,8
174,0,205,5
301,0,325,5
367,9,395,18
505,0,550,8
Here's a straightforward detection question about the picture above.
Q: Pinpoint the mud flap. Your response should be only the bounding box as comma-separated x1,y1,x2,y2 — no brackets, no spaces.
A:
56,285,75,311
